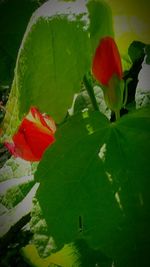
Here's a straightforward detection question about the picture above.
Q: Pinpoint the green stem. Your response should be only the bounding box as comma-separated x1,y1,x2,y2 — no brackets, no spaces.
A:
115,109,120,120
83,74,99,111
123,78,132,107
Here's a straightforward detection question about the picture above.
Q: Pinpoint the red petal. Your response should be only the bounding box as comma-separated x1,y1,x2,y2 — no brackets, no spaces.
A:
92,36,123,86
13,118,55,161
5,131,38,161
6,107,56,161
13,130,39,161
29,106,56,134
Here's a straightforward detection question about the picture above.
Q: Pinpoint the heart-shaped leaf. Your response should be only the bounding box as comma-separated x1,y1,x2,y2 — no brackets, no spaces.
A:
35,107,150,265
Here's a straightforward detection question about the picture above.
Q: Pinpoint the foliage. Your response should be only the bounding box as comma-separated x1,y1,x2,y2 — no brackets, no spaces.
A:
35,107,150,266
0,156,39,239
0,0,150,267
22,199,112,266
2,0,113,139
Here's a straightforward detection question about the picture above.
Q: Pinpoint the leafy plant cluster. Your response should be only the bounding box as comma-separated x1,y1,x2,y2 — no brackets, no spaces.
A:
0,0,150,266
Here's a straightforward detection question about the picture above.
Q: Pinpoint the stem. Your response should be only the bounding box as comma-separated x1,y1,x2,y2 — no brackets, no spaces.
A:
83,74,99,111
115,110,120,120
123,78,132,107
123,85,128,107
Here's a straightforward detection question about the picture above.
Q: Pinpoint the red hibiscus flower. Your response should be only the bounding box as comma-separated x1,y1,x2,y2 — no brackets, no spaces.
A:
92,36,124,118
92,36,123,86
5,107,56,161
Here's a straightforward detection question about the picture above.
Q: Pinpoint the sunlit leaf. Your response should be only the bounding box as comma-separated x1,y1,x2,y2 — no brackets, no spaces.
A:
35,107,150,265
21,243,80,267
2,0,113,139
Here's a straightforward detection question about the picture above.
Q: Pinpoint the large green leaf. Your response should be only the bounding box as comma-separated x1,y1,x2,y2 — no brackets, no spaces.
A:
87,0,113,53
2,0,113,139
35,107,150,265
17,16,91,121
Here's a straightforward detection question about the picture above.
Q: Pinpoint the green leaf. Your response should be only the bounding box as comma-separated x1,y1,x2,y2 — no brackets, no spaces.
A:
28,198,112,266
35,107,150,264
2,0,113,138
87,0,114,53
17,16,91,122
128,41,145,64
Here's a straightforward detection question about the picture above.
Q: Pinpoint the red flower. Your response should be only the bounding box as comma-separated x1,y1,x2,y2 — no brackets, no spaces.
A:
5,107,56,161
92,36,124,117
92,36,123,86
